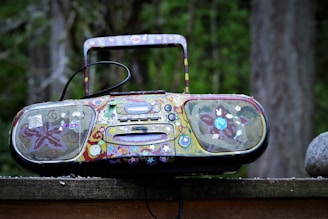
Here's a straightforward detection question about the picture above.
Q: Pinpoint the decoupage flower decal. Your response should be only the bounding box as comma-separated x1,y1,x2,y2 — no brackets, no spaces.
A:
200,104,249,141
20,122,67,152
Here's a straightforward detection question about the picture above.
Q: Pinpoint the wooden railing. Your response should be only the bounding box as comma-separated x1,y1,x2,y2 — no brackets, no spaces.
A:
0,177,327,218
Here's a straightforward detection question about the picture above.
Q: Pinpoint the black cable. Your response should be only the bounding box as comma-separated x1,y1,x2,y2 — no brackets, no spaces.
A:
59,60,131,101
143,178,184,219
144,185,158,219
175,180,184,219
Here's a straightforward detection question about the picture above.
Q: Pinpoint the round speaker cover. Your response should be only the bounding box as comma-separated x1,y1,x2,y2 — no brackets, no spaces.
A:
184,99,266,153
12,104,95,162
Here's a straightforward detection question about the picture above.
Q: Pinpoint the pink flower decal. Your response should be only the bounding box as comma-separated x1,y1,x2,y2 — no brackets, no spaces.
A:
200,104,249,141
20,122,67,152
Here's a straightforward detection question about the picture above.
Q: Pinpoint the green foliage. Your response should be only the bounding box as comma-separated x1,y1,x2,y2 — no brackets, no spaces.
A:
0,3,29,122
140,0,250,94
314,0,328,135
0,119,30,176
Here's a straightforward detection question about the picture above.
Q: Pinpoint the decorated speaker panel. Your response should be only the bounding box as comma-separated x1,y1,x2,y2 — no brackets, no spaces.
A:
12,104,95,162
184,99,266,153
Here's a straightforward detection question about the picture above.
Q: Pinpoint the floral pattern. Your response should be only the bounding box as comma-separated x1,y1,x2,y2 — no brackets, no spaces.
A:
200,104,249,141
20,122,67,152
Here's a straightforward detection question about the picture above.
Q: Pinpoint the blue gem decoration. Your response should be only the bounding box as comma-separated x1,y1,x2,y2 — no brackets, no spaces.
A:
179,134,191,148
214,117,227,130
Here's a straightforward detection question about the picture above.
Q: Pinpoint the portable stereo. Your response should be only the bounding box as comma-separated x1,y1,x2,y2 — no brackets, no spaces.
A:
10,34,269,177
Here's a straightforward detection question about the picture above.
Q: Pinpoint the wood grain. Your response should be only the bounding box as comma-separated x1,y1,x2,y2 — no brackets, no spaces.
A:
0,177,327,218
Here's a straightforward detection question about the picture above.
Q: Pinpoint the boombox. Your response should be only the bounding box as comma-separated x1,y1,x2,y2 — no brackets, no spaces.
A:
10,34,269,177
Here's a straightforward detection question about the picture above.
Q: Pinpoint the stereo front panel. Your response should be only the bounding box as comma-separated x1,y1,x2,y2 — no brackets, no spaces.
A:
11,93,268,167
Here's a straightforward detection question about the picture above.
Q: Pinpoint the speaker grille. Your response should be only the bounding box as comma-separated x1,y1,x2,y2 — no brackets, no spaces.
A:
12,105,95,162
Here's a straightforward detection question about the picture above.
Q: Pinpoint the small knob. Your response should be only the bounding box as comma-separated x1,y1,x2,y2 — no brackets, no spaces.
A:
168,113,176,121
164,104,172,112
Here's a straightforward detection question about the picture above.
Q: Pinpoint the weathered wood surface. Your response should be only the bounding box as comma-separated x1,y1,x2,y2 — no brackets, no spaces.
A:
0,177,327,218
1,177,327,200
2,199,328,219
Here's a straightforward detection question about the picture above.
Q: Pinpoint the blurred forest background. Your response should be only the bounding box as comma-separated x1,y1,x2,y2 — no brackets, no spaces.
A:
0,0,327,177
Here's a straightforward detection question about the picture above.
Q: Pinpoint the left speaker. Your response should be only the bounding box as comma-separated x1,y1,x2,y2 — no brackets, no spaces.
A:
11,104,95,162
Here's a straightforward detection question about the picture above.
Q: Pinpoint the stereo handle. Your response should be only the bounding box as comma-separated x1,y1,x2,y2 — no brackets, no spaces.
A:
82,34,190,95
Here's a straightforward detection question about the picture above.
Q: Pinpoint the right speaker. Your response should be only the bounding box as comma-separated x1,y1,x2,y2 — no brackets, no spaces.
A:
184,96,268,154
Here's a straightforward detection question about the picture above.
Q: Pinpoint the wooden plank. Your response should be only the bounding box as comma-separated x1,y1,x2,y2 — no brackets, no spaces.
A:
0,177,328,200
1,177,327,218
1,199,327,219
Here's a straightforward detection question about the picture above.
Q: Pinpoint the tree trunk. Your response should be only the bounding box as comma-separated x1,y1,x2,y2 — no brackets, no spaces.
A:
27,1,50,105
27,0,73,102
49,0,70,100
248,0,315,177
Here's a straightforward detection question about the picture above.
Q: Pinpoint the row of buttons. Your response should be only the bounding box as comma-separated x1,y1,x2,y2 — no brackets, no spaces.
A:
117,103,176,122
164,104,176,122
118,115,161,122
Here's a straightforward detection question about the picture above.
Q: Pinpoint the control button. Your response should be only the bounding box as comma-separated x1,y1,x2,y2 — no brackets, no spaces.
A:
179,134,191,148
118,116,128,122
140,115,148,121
168,113,176,121
164,104,172,112
130,116,139,121
150,116,160,121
